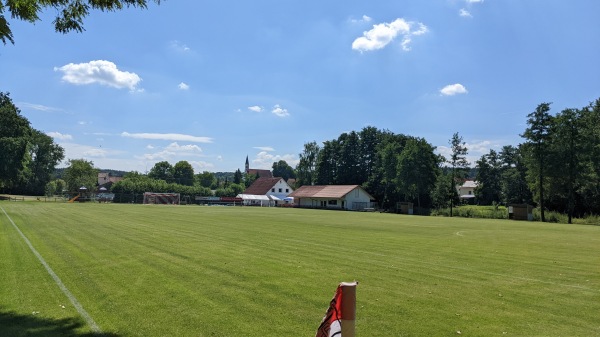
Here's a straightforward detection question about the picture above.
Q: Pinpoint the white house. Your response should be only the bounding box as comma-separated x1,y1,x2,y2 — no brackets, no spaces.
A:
288,185,375,211
457,180,478,201
239,177,294,206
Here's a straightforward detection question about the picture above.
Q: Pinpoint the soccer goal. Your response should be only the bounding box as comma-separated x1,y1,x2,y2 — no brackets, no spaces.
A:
143,192,181,205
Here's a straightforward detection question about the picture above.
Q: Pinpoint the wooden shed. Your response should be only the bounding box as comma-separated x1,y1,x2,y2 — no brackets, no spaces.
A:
397,202,414,215
509,204,533,221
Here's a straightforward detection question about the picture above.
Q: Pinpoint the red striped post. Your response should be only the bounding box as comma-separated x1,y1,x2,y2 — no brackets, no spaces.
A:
315,281,358,337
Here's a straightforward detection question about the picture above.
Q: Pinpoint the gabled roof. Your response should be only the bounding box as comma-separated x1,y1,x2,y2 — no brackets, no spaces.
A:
247,169,273,178
288,185,373,200
460,180,478,188
244,177,285,195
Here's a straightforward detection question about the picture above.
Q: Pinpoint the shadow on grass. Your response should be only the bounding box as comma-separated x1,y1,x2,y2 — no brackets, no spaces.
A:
0,308,120,337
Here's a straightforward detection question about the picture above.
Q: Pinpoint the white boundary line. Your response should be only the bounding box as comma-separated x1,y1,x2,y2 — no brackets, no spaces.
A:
1,206,101,333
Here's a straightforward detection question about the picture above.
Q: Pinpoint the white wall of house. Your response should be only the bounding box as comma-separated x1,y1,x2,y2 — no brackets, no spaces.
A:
295,187,373,210
343,187,373,210
265,179,293,201
457,181,478,197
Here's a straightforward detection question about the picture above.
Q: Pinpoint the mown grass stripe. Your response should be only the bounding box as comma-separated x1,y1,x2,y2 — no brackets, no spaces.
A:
0,206,101,333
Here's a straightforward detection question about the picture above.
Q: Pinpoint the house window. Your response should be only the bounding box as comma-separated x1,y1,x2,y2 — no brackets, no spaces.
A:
328,200,337,205
468,191,472,195
286,189,289,193
279,188,282,192
272,188,275,192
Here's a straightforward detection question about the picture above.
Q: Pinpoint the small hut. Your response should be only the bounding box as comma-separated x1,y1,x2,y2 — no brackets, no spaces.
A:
509,204,533,221
397,202,414,215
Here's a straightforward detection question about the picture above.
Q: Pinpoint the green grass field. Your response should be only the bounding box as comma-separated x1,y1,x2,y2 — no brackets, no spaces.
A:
1,202,599,336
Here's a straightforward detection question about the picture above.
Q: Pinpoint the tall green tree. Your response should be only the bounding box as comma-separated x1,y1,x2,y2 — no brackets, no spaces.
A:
233,169,243,184
272,160,296,181
364,131,409,209
447,132,469,216
475,149,502,205
63,159,98,192
499,145,532,205
296,141,320,187
549,108,584,223
148,161,173,182
358,126,381,183
579,99,600,214
432,171,453,209
377,139,403,209
243,172,258,188
336,131,362,185
396,137,440,208
1,0,161,45
0,92,31,190
521,103,554,222
18,130,65,195
196,171,216,188
172,160,195,186
315,140,339,185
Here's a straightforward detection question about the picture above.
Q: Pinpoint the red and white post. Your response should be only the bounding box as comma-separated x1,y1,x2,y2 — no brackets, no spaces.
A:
315,281,358,337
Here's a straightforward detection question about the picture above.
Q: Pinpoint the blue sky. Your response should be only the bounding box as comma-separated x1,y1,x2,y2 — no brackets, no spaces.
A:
2,0,599,173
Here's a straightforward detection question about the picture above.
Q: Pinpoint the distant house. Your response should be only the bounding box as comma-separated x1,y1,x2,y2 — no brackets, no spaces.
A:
97,172,123,188
288,185,375,211
245,156,273,178
457,180,478,202
239,177,294,206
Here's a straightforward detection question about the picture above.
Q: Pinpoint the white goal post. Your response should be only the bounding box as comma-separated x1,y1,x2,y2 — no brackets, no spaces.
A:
143,192,181,205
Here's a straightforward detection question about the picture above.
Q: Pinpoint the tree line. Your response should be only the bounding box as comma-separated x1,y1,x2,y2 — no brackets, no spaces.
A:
2,90,599,221
488,99,600,223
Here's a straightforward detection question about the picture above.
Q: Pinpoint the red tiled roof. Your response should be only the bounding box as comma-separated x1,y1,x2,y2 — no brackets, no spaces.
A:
288,185,370,199
244,177,283,195
247,169,273,178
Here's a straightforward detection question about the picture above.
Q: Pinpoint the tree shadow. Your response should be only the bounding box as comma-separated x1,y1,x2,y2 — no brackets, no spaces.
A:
0,307,121,337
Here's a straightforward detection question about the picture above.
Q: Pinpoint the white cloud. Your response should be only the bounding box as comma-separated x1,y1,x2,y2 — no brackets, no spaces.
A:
459,9,473,17
139,142,203,162
170,40,191,52
165,142,202,153
189,161,215,171
254,146,275,152
54,60,142,91
83,148,108,158
350,15,372,24
121,132,213,143
18,102,62,112
248,105,264,113
252,151,299,169
440,83,468,96
59,142,121,162
412,22,428,36
459,0,484,17
352,18,428,52
178,82,190,90
140,150,176,161
46,132,73,141
271,104,290,117
436,139,502,166
466,140,493,155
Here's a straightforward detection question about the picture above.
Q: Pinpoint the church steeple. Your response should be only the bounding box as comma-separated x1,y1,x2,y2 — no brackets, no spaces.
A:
245,155,249,173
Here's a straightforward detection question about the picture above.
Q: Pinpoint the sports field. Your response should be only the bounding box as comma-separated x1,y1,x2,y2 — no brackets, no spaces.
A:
1,202,598,336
